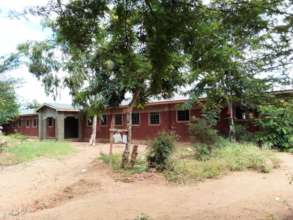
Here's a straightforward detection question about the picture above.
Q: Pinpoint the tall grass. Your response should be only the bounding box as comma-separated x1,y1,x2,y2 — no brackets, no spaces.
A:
166,142,280,183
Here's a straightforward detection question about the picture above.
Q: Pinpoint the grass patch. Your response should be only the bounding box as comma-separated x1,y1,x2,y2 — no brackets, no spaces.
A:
99,153,147,174
0,135,74,165
165,142,280,183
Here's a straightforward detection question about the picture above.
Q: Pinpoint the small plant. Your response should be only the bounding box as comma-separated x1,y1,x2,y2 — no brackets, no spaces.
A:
133,214,152,220
147,132,175,171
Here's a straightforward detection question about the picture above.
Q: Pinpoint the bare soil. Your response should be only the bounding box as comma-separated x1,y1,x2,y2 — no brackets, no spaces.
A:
1,142,293,220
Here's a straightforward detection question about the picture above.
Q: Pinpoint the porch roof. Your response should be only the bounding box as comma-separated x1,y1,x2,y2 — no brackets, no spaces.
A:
36,103,80,113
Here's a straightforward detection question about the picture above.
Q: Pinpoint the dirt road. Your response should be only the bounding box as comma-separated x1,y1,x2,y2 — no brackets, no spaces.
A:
1,143,293,220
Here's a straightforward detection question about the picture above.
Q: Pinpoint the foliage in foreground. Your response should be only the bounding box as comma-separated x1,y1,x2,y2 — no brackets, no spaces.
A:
257,103,293,151
0,135,73,165
166,142,280,183
146,132,176,171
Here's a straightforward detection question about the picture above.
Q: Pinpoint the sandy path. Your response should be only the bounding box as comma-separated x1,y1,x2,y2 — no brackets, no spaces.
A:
1,144,293,220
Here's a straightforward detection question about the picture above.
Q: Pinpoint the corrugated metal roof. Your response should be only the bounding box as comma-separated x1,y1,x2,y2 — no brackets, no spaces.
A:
19,109,37,116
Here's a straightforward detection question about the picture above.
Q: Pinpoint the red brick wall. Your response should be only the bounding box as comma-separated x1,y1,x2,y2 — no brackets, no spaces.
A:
82,103,202,142
14,115,38,137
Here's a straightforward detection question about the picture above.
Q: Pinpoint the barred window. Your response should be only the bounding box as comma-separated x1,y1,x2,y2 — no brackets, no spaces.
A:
33,118,38,128
177,110,190,122
149,112,160,125
87,117,93,127
132,112,140,125
100,115,107,125
26,119,30,128
115,114,122,125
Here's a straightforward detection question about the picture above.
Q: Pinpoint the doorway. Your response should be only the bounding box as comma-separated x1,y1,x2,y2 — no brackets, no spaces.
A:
64,117,79,139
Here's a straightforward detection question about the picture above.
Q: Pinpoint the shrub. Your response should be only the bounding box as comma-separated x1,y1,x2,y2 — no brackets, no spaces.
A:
189,117,220,145
257,104,293,150
147,132,175,171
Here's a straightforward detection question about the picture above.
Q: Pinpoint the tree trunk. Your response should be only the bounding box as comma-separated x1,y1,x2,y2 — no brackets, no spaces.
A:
121,105,133,168
130,145,138,168
227,100,236,142
89,115,97,146
121,90,140,168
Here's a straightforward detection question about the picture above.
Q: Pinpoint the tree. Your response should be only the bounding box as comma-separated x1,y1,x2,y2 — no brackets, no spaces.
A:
185,0,293,140
21,0,187,166
257,101,293,150
0,55,19,124
21,0,293,165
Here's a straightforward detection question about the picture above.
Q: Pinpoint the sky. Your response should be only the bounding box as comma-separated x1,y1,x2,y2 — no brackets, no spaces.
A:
0,0,72,105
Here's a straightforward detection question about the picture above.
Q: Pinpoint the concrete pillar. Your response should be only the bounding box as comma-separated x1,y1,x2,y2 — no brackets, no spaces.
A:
38,113,43,140
56,113,64,141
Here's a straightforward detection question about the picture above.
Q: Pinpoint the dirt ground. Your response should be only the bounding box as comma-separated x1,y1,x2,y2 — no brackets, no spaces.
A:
1,142,293,220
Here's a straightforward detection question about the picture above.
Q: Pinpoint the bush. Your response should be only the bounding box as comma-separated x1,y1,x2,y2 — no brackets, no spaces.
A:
189,117,220,145
166,142,280,183
257,104,293,150
147,132,175,171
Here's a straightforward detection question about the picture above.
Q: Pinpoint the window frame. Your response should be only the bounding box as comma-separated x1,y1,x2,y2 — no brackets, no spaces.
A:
100,114,107,126
32,118,38,128
131,112,140,126
176,109,190,123
26,119,30,128
149,112,160,126
114,113,123,126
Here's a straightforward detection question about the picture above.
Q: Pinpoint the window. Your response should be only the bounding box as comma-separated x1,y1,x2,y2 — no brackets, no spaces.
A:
26,120,30,128
100,114,107,125
18,120,22,128
48,118,54,127
149,112,160,125
177,110,190,122
115,114,122,126
131,112,140,125
33,118,38,128
87,117,93,127
235,106,246,120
